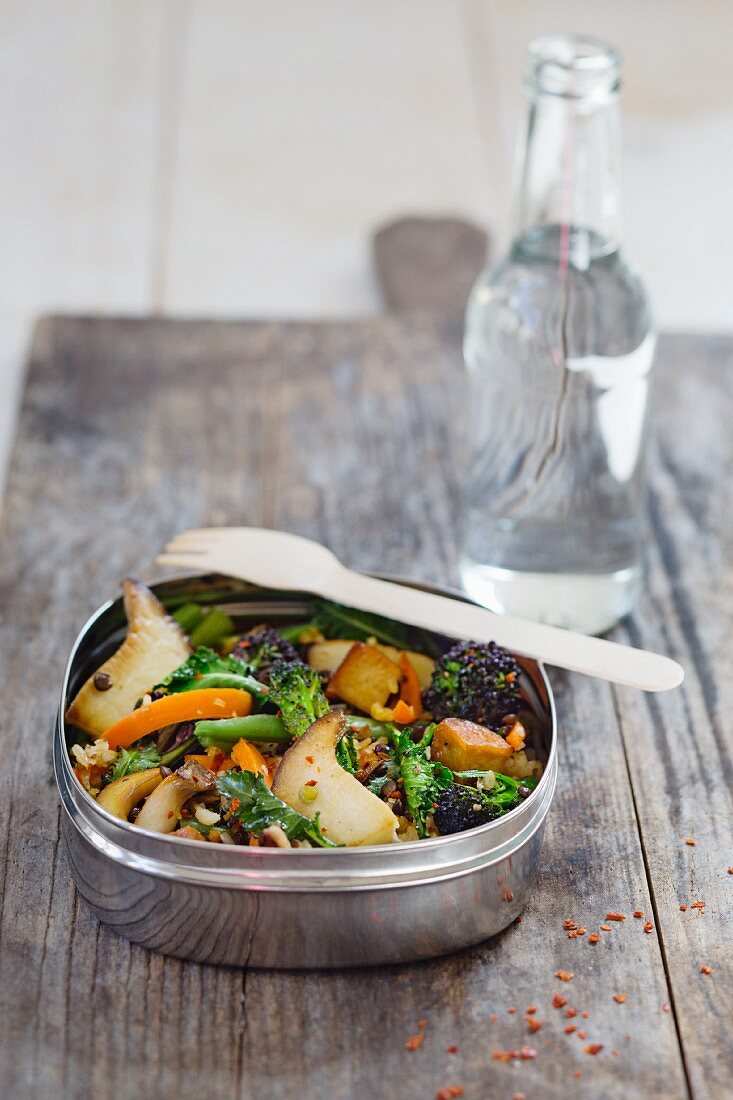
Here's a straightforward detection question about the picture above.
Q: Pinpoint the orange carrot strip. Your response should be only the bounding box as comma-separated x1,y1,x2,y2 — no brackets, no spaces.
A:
231,738,271,786
398,653,422,718
103,688,252,749
392,699,416,725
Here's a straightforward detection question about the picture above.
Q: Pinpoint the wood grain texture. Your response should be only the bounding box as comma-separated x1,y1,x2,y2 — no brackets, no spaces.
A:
4,316,731,1097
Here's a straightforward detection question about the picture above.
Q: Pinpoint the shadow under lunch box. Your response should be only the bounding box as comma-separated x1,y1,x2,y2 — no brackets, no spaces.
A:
54,574,558,969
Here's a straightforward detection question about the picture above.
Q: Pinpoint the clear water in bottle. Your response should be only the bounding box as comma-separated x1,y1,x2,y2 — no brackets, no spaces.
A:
459,36,655,634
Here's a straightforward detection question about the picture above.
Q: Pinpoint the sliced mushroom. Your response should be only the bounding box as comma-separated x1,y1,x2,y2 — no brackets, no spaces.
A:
135,762,216,834
66,579,190,737
96,767,163,820
273,711,398,846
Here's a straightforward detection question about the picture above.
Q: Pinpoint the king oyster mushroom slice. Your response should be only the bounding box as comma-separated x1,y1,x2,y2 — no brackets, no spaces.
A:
272,710,398,846
135,761,216,834
96,767,164,820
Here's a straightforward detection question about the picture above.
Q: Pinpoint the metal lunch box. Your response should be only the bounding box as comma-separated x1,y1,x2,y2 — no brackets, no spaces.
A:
55,574,557,969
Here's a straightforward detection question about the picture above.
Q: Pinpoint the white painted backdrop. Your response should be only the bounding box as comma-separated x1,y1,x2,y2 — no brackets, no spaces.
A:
1,0,731,490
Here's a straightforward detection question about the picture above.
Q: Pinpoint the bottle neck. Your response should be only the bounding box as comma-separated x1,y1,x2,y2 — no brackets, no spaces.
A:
514,39,622,270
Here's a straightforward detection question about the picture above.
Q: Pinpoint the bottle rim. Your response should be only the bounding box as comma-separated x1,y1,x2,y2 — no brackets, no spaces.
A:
524,34,621,101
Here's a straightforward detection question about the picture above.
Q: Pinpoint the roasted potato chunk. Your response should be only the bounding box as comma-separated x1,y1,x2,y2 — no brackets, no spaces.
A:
326,642,400,713
431,717,513,773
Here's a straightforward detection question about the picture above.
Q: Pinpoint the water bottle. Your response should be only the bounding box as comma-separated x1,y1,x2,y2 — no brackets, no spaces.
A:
460,35,655,635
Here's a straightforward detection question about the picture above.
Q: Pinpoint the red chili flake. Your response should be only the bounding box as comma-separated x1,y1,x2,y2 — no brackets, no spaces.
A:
552,994,567,1009
600,924,612,932
512,1095,527,1100
588,933,600,944
502,884,514,902
700,965,712,975
489,1014,498,1023
491,1048,537,1063
585,1044,604,1056
436,1089,464,1100
633,910,644,918
727,867,733,875
565,1007,578,1018
525,1018,543,1034
685,837,696,846
563,919,578,930
508,1007,516,1015
555,970,574,981
581,1012,589,1019
691,899,706,912
662,1004,670,1013
167,810,175,819
568,928,587,938
605,912,626,921
613,994,627,1004
679,904,687,912
644,921,654,933
418,1020,427,1029
305,755,314,764
526,1005,537,1015
304,778,318,787
574,1070,582,1078
446,1044,459,1054
577,1030,588,1040
405,1033,425,1051
565,1025,576,1034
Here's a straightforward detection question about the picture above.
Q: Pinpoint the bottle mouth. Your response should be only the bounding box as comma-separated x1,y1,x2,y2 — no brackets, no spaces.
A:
524,34,620,101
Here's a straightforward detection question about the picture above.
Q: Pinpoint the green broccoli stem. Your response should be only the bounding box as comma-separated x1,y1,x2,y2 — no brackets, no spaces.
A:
341,715,394,738
194,714,289,747
173,602,204,634
276,621,319,643
189,608,235,648
159,735,197,768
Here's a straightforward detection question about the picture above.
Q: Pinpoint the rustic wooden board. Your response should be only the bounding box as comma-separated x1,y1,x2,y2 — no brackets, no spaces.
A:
0,316,729,1099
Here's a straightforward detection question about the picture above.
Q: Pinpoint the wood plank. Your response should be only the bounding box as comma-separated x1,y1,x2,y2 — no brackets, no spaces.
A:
608,332,733,1099
163,0,494,316
0,315,690,1098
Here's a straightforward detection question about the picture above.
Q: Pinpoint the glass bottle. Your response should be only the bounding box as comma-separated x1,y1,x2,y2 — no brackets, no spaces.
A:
460,35,655,635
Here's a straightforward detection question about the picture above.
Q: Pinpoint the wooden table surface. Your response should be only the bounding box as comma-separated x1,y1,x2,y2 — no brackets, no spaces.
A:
0,295,730,1098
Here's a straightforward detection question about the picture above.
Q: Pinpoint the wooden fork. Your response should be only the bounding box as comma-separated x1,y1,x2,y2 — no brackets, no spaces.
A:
157,527,683,692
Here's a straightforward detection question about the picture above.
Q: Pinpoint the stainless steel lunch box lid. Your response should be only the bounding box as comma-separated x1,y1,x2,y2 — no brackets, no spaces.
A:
55,574,557,968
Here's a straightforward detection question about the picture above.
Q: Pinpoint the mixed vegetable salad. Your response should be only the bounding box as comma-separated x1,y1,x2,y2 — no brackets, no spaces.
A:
65,580,544,848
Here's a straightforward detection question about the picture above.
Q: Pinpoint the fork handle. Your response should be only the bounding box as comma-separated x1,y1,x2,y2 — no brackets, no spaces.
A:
328,569,683,693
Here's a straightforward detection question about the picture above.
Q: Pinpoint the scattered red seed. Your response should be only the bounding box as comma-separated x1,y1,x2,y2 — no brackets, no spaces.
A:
605,912,626,922
633,910,644,918
574,1070,582,1078
489,1014,498,1023
508,1007,516,1015
563,919,577,930
526,1005,537,1015
585,1044,604,1056
418,1020,427,1029
405,1033,425,1051
691,899,706,912
568,928,587,938
436,1089,464,1100
555,970,574,981
565,1008,578,1018
525,1017,543,1034
577,1030,588,1040
685,837,696,846
679,904,687,912
446,1044,459,1054
613,994,627,1004
512,1094,527,1100
565,1025,576,1034
588,933,600,944
662,1004,670,1013
700,965,712,975
552,994,567,1009
644,921,654,934
582,1012,590,1019
727,867,733,875
600,924,612,932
